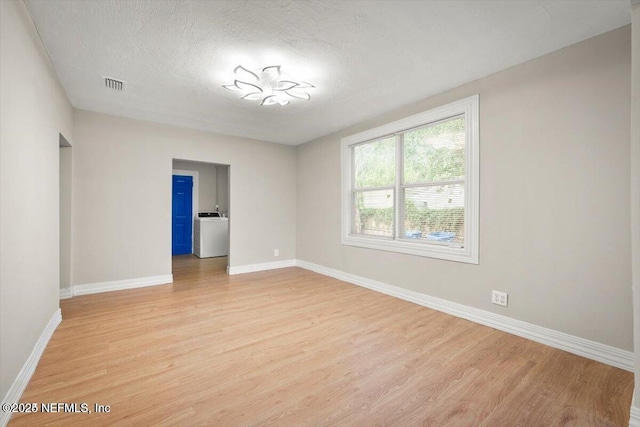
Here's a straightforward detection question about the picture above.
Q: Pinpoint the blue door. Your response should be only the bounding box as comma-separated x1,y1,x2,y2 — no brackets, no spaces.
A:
172,175,193,255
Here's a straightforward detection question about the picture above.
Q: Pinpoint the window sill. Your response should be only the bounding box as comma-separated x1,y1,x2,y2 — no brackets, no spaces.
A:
341,235,478,264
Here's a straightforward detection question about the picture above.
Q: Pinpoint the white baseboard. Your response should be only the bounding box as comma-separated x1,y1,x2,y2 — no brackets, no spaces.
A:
228,259,296,275
59,287,73,300
1,308,61,427
296,260,634,372
630,399,640,427
70,274,173,297
53,259,634,372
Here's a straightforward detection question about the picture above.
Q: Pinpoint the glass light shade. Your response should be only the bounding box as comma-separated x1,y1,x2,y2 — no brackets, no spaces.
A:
223,65,315,106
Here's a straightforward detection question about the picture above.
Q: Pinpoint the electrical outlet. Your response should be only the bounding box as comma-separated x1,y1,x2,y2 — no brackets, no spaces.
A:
274,249,279,257
491,290,508,307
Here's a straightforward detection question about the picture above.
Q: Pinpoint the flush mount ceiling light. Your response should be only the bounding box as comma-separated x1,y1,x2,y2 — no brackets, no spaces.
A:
222,65,315,106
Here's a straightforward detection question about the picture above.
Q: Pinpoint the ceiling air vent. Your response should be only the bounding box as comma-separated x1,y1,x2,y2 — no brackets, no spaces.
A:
103,77,125,91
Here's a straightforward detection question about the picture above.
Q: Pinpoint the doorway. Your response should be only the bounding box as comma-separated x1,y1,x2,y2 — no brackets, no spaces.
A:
171,159,230,275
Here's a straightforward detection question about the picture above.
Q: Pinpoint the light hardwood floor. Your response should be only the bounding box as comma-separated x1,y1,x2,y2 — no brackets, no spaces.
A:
11,255,634,426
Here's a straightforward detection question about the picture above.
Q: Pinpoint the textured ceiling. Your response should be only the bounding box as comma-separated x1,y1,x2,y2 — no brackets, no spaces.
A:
25,0,631,145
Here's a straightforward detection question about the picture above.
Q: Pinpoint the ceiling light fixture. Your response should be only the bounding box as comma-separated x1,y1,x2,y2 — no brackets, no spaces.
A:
223,65,315,106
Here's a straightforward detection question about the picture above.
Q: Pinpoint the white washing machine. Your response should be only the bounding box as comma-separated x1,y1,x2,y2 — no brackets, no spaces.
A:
194,212,229,258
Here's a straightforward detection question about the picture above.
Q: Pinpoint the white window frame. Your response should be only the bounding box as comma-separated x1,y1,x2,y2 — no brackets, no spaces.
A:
341,95,479,264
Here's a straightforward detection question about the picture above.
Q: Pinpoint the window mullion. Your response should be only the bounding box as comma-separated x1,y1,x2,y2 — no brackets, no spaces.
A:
352,185,396,192
351,146,356,235
395,133,403,240
402,179,465,189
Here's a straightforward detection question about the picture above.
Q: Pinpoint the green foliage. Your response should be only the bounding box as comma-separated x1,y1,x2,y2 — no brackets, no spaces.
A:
356,205,464,236
358,207,394,225
404,116,465,183
354,137,395,188
353,116,465,190
404,201,464,235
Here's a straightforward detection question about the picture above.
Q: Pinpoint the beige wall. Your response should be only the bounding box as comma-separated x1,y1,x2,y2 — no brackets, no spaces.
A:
173,159,219,213
217,165,230,215
71,110,296,285
297,26,633,350
0,0,74,399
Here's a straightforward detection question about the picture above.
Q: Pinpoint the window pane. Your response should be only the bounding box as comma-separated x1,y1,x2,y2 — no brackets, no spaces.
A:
353,189,394,237
403,185,464,245
403,116,465,184
354,136,395,188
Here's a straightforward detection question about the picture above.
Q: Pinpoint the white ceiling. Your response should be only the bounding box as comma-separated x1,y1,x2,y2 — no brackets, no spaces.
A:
25,0,631,145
